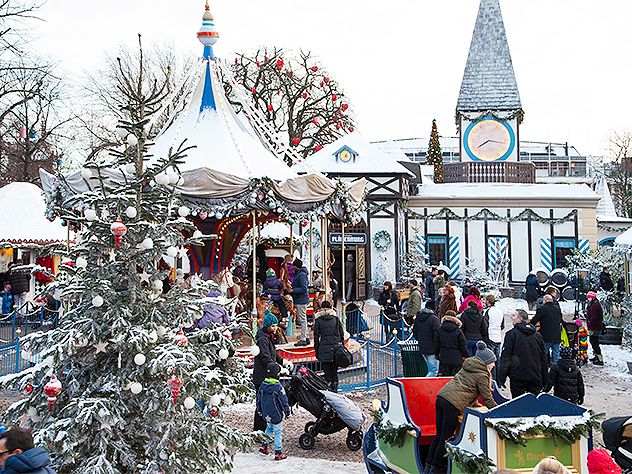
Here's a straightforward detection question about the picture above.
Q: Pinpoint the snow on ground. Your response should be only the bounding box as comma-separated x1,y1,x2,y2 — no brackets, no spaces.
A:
231,453,366,474
599,344,632,380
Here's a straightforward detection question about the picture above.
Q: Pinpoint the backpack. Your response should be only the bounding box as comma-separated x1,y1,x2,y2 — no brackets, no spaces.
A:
334,343,353,368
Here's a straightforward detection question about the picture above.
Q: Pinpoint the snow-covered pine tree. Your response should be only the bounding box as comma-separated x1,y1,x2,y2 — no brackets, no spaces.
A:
1,40,253,474
400,240,427,283
426,120,444,183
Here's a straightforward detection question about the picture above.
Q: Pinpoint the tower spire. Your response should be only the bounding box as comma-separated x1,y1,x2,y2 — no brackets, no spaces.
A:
197,0,219,59
457,0,521,113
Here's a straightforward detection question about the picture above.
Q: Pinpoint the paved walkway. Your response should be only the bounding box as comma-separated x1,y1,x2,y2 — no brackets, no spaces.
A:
232,453,367,473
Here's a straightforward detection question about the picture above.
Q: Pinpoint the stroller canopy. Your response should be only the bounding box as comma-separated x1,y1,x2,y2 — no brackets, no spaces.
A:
320,390,364,431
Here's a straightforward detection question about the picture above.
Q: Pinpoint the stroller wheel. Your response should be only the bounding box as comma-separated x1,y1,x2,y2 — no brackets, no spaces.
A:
346,431,363,451
304,422,316,434
299,433,315,450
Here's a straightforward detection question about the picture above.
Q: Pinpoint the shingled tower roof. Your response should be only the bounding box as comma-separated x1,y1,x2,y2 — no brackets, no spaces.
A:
457,0,522,112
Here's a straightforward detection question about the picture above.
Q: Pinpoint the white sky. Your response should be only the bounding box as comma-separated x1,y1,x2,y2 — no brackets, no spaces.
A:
32,0,632,157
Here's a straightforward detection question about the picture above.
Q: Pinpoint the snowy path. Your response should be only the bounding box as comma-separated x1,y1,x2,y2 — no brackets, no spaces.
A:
232,453,366,473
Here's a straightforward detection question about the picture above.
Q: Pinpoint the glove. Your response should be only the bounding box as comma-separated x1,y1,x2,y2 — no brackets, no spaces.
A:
279,366,290,376
283,360,294,371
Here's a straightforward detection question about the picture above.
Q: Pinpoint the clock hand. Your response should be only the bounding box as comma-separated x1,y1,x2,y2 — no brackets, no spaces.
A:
477,139,490,148
487,139,506,144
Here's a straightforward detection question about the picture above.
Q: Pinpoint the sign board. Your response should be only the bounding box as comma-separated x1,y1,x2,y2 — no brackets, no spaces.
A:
500,437,577,471
328,232,367,245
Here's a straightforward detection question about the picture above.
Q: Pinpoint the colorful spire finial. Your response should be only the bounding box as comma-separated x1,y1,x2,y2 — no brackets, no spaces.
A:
197,0,219,57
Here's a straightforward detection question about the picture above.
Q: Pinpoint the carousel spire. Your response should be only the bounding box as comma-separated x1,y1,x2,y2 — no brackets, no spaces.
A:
197,0,219,59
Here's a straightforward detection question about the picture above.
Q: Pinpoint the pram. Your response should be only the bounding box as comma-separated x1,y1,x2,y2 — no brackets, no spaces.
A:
602,416,632,470
283,367,364,451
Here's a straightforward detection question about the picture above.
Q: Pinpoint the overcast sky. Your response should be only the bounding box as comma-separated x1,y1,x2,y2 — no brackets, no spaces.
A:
32,0,632,157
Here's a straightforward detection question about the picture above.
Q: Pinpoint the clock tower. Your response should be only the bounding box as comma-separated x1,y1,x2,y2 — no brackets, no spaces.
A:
457,0,522,163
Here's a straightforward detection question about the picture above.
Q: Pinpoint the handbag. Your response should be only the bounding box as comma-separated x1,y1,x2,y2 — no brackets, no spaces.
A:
334,343,353,368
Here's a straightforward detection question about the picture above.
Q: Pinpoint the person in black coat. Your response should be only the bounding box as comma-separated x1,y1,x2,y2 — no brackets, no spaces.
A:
378,281,401,340
412,303,440,376
313,301,344,392
8,261,29,311
530,294,563,364
252,311,288,431
599,266,614,292
524,271,539,310
546,346,585,404
499,309,548,398
435,311,469,376
459,300,489,356
425,268,437,300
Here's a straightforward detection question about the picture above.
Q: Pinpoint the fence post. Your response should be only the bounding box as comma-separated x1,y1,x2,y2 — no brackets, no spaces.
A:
14,337,20,374
380,311,384,344
393,339,398,377
365,342,371,390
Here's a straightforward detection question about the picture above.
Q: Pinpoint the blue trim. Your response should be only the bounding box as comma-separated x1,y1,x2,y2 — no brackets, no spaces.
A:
200,62,216,112
484,393,587,419
427,235,448,266
203,45,214,59
598,237,615,247
463,115,516,162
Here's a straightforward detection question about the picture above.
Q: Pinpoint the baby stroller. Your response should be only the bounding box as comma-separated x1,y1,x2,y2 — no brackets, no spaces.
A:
602,416,632,470
284,367,364,451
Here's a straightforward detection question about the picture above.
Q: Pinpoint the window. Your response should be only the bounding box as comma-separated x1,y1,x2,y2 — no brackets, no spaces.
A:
553,238,576,269
427,235,448,266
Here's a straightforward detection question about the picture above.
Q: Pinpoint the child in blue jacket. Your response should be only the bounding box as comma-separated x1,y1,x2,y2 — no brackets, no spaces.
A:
256,362,291,461
0,284,13,314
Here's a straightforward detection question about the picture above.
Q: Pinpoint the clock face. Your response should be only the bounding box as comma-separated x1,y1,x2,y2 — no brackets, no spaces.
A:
339,149,352,162
463,117,516,162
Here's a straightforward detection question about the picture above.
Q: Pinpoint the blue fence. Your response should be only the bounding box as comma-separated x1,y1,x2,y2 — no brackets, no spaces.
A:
0,338,33,376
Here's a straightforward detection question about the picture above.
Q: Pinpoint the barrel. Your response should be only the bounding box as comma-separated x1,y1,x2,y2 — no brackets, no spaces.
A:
561,286,575,301
535,268,550,286
551,269,569,288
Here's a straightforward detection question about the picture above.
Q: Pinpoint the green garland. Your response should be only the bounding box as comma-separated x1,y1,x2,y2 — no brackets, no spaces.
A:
372,409,415,448
485,411,603,447
373,230,392,252
445,444,495,474
455,108,525,125
304,228,321,248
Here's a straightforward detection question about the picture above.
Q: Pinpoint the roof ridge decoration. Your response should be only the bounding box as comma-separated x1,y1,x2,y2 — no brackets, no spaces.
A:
456,0,522,119
595,176,619,218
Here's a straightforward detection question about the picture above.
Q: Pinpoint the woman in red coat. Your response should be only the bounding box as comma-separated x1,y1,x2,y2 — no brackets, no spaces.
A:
586,291,604,366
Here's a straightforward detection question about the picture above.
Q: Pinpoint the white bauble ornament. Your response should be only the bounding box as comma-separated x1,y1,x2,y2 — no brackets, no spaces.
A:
178,206,190,217
80,168,93,180
167,168,180,185
159,451,169,461
126,134,138,147
209,394,221,407
224,395,233,406
130,382,143,394
155,173,170,186
27,407,38,419
92,295,104,308
148,330,158,343
133,353,146,366
166,246,178,257
53,289,62,301
21,350,31,360
218,348,229,360
372,399,382,412
142,237,154,250
76,256,88,270
156,325,167,337
392,328,398,335
125,206,138,219
183,397,196,409
124,163,136,174
152,280,163,291
214,212,223,220
250,345,260,357
176,176,185,186
193,230,203,239
101,208,110,220
84,209,97,222
115,127,127,138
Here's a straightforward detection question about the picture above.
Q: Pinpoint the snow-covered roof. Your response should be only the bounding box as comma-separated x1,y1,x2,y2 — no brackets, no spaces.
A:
595,177,618,218
295,132,413,176
457,0,522,112
0,182,68,244
414,182,599,201
260,222,292,240
149,59,296,180
615,227,632,248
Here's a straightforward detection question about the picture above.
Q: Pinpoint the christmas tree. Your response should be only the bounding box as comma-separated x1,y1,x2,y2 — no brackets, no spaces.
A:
427,119,444,183
1,42,253,474
400,240,428,283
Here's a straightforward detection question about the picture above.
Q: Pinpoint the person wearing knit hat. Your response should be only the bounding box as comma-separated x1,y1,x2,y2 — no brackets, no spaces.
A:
586,290,605,366
546,341,585,405
475,341,497,365
587,448,623,474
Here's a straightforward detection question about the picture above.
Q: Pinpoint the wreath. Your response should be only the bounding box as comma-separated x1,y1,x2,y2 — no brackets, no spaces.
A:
305,228,321,248
373,230,392,253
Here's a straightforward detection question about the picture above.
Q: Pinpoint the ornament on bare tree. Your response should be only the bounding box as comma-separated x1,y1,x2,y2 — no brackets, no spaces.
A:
44,375,62,412
275,59,284,70
167,373,183,405
124,163,136,174
155,173,170,186
141,238,154,250
314,145,323,152
110,217,127,249
310,66,318,72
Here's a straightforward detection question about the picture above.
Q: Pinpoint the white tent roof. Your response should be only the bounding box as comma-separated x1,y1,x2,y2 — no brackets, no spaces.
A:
0,182,68,244
260,222,292,240
615,227,632,248
295,132,413,176
595,176,618,218
415,182,599,200
149,59,296,181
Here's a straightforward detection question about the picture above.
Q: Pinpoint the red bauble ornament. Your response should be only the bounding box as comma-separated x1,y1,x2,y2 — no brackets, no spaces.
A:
264,56,269,62
44,375,62,412
267,104,273,111
300,220,309,227
110,217,127,249
341,103,349,111
332,94,338,101
324,77,330,84
256,60,260,67
167,374,183,405
312,118,319,125
209,406,220,418
286,70,293,77
302,92,308,100
25,384,33,394
314,145,323,152
336,123,342,130
310,66,318,72
251,86,257,94
292,138,300,146
174,330,188,347
349,127,355,132
320,81,324,87
276,59,284,70
234,58,238,65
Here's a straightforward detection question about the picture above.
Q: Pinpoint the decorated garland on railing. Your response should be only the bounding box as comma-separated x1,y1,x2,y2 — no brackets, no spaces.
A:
371,407,415,448
485,411,603,447
455,108,525,125
445,444,495,474
373,230,392,252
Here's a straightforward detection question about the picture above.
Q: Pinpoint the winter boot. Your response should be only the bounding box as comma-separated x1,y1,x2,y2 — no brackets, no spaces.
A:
259,444,269,455
274,451,287,461
593,354,604,366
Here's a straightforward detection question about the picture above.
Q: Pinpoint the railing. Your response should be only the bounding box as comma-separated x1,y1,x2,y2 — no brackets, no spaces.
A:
444,161,535,184
0,338,36,376
0,304,60,343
